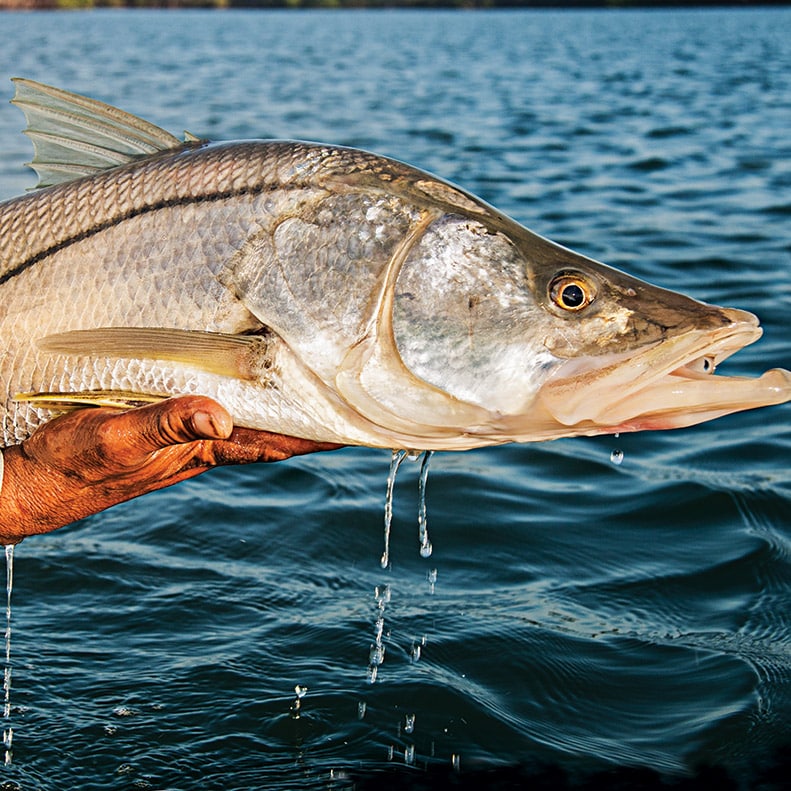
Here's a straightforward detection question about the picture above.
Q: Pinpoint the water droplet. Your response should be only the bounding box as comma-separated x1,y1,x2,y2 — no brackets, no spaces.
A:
610,448,624,466
452,754,461,772
404,744,415,765
410,642,421,662
357,701,367,720
368,643,385,666
290,685,308,718
404,713,416,734
374,584,391,608
427,568,438,594
2,727,11,766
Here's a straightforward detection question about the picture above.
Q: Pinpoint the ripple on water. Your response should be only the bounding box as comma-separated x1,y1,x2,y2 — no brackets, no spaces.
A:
1,7,790,789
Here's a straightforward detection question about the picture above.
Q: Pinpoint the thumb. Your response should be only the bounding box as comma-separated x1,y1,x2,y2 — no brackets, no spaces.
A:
115,396,235,453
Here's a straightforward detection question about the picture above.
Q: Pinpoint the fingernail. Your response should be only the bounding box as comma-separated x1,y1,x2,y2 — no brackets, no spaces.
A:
193,410,231,439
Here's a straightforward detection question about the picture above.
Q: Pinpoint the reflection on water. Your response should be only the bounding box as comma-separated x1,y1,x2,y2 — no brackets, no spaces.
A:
0,6,789,790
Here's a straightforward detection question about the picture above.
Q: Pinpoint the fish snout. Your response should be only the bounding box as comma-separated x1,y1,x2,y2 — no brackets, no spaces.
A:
717,305,761,333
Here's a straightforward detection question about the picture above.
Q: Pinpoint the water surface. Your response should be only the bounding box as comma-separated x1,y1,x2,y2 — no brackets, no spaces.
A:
0,8,789,789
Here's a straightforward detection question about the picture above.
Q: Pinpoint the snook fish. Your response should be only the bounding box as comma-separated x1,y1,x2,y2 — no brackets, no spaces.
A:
1,80,789,450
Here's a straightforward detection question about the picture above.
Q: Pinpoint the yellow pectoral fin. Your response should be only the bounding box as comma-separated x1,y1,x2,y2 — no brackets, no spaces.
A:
37,327,267,380
14,390,168,412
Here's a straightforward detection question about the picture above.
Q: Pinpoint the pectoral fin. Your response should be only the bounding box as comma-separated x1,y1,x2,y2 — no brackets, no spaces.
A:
37,327,268,380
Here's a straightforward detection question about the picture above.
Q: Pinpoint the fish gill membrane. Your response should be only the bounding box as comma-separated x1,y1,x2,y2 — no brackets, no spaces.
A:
0,78,789,456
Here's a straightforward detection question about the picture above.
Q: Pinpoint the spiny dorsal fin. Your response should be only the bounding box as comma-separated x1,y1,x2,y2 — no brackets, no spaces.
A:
11,78,184,188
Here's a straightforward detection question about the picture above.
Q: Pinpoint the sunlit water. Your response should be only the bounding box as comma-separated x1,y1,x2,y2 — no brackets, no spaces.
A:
0,7,789,789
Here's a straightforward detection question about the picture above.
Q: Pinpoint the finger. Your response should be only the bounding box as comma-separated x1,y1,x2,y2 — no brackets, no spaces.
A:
209,427,344,465
104,396,234,455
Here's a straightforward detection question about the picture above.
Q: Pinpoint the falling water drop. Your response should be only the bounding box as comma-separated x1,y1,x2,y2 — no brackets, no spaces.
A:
367,584,391,683
610,448,624,466
375,584,391,609
290,684,308,719
3,543,13,765
417,451,434,558
427,568,438,595
382,450,407,569
404,713,416,734
368,643,386,667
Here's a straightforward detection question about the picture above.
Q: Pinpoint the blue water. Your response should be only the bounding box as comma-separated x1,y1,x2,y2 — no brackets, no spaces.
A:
0,7,790,789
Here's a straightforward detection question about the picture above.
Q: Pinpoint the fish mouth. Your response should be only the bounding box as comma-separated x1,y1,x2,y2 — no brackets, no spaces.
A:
538,307,791,435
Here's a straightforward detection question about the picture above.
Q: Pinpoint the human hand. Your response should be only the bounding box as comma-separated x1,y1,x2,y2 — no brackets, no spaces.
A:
0,395,342,543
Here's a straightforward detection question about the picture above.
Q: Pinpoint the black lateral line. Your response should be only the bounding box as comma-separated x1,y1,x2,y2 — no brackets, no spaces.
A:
0,184,268,287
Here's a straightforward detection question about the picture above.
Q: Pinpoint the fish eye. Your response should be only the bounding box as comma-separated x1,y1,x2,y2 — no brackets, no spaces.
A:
549,274,595,312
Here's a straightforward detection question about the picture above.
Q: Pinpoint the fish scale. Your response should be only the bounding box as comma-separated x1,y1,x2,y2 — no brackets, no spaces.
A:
1,80,789,450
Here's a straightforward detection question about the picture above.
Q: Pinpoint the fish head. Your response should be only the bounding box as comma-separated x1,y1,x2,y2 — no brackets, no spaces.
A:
522,241,791,438
390,206,791,445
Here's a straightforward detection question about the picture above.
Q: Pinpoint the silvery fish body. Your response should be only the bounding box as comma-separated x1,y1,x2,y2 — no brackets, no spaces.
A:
1,81,789,450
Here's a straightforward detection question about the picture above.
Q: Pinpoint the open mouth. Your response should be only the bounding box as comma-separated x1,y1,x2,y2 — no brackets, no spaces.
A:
538,307,791,434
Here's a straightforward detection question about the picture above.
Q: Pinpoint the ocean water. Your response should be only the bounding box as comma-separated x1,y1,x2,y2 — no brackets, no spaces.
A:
0,7,789,789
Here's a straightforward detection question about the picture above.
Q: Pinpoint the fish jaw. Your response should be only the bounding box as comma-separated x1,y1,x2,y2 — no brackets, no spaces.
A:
536,306,791,436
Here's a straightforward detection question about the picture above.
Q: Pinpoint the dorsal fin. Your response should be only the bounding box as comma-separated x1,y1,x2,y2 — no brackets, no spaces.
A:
10,78,184,188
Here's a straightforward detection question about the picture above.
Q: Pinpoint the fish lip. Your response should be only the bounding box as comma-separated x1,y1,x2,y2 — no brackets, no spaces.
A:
538,308,791,431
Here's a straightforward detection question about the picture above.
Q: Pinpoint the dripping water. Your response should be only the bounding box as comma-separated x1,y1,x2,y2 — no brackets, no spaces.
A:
417,451,434,558
609,433,624,466
369,450,435,683
3,544,13,765
381,450,407,569
367,584,390,684
427,568,438,595
382,449,435,567
290,684,308,719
